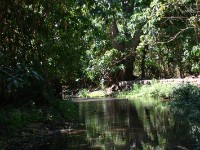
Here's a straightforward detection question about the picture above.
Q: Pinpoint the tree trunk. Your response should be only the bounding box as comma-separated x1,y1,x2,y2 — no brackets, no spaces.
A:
108,0,142,82
141,45,147,79
109,20,125,51
109,20,141,81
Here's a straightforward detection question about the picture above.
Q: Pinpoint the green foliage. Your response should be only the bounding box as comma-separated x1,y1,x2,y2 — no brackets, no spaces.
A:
0,0,93,103
88,90,106,97
56,100,79,120
0,0,199,105
78,89,89,98
43,89,79,120
78,89,106,98
0,64,44,106
170,84,200,123
190,46,200,74
0,65,43,90
128,0,200,78
0,99,78,139
5,0,200,147
86,48,124,83
117,80,174,99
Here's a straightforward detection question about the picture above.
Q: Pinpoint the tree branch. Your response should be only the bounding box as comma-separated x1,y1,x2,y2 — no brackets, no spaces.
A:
158,27,193,44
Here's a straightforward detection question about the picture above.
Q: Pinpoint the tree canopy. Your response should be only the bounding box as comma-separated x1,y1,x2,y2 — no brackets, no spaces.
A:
0,0,199,103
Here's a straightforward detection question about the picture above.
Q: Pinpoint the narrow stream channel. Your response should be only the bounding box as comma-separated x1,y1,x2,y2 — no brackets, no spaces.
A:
41,98,199,150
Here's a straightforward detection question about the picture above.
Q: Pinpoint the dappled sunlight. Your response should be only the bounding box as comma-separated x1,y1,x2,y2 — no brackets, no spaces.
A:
46,98,200,149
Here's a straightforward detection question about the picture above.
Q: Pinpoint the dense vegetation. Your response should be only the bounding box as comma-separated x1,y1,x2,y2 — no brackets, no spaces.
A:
0,0,199,104
116,80,174,99
170,84,200,123
0,0,199,148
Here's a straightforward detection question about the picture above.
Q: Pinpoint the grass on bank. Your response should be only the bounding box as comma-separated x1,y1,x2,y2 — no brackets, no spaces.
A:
117,81,200,124
78,80,175,99
116,80,175,99
78,89,106,98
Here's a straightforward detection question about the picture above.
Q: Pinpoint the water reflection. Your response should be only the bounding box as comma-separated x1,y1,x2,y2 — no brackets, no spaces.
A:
78,99,143,149
42,98,200,149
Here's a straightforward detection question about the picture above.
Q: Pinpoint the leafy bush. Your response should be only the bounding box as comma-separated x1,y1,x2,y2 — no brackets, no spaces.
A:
86,48,124,85
45,90,79,120
9,110,24,127
78,89,89,97
0,65,44,105
0,65,42,90
170,84,200,122
56,100,79,120
0,99,78,137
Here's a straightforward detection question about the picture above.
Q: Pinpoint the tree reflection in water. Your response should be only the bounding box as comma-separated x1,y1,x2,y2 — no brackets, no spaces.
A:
74,99,199,149
42,98,200,149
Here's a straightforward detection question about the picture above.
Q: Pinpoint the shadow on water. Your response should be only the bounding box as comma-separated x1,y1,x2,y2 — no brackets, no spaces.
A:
40,98,200,150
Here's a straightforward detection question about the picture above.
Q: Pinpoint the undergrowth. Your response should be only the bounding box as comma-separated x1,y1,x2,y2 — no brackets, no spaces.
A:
170,83,200,123
0,96,78,149
116,80,174,99
78,89,106,98
169,83,200,149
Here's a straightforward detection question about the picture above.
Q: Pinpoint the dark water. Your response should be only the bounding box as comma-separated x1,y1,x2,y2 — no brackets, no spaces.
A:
42,99,200,150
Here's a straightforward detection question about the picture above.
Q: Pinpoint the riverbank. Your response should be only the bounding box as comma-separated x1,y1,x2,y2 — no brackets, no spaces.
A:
78,80,175,100
0,99,80,149
1,79,200,149
77,78,200,99
116,82,200,125
117,77,200,89
116,80,174,99
2,119,80,149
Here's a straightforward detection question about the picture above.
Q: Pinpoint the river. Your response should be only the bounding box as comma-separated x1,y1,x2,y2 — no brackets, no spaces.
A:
41,98,200,149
